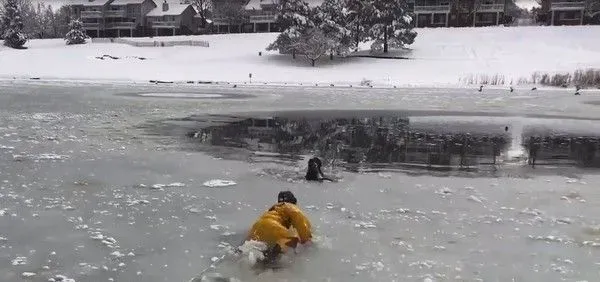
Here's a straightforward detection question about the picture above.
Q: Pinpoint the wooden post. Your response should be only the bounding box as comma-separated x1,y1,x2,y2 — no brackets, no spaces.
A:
267,22,271,32
415,14,419,27
117,29,120,37
580,9,584,25
551,10,555,26
172,27,175,36
496,12,499,25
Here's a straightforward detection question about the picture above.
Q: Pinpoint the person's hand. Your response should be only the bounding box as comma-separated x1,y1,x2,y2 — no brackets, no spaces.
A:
302,240,313,248
285,237,299,249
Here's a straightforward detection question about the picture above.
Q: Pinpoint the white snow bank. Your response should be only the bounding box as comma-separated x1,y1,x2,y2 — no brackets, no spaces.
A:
1,26,599,86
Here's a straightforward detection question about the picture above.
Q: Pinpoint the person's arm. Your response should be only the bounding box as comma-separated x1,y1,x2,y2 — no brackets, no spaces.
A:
315,158,325,178
284,204,312,243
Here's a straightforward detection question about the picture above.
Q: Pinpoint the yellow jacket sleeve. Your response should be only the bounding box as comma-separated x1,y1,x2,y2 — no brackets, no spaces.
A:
284,203,312,243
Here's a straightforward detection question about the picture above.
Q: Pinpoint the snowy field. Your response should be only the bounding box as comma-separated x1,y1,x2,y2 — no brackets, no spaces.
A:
1,26,600,87
1,81,600,282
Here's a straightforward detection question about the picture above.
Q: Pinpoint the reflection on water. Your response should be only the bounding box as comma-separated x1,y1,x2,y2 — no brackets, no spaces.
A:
183,114,600,172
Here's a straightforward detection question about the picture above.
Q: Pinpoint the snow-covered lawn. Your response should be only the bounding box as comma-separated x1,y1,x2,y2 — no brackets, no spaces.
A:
0,25,599,87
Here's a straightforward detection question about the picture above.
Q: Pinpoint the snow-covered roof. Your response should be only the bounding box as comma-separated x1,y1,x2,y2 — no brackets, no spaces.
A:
147,2,195,16
111,0,148,5
244,0,323,10
68,0,112,6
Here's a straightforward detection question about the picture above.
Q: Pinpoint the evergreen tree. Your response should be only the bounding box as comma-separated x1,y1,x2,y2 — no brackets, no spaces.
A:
1,0,27,48
365,0,416,53
345,0,370,50
64,19,87,45
266,0,315,57
316,0,353,57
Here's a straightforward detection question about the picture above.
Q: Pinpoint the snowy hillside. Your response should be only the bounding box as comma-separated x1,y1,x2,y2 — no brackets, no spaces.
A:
0,26,599,87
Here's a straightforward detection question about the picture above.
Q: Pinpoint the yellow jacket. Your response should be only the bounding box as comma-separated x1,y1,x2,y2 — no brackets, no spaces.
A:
247,202,312,252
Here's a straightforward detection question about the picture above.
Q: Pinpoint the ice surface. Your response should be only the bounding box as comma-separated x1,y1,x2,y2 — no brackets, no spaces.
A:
0,80,599,282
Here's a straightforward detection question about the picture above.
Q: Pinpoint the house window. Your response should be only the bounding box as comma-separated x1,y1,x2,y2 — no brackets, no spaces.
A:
559,11,580,20
479,13,495,22
433,13,446,24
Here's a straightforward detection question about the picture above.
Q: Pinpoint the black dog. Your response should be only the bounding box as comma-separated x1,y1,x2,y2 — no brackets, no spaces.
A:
305,157,334,182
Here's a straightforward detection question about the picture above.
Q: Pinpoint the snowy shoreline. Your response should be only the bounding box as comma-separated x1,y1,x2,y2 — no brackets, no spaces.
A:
0,76,595,93
1,26,599,88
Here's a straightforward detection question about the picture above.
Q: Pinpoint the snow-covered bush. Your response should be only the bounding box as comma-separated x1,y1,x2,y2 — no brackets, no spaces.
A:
64,19,88,45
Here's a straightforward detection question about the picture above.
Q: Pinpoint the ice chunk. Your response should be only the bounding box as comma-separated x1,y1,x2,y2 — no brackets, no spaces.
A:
11,256,27,265
467,195,483,204
355,221,376,229
40,154,68,160
21,272,36,278
151,182,185,189
436,187,453,195
203,179,237,188
520,208,543,216
110,251,124,258
126,199,150,206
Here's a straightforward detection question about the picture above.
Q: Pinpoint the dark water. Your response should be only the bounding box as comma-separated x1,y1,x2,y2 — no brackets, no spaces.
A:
142,111,600,176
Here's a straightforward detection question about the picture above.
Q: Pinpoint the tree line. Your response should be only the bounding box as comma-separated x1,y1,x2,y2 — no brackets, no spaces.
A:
1,0,88,48
0,0,73,40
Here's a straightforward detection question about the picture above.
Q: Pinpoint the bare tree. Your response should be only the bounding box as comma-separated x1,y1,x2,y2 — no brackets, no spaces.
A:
293,28,336,67
184,0,212,27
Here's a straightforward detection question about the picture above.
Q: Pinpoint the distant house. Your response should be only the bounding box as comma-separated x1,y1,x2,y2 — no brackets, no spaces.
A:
413,0,506,28
243,0,280,32
212,0,323,33
105,0,157,37
548,0,586,25
540,0,600,25
146,1,197,36
472,0,507,26
413,0,452,27
69,0,114,38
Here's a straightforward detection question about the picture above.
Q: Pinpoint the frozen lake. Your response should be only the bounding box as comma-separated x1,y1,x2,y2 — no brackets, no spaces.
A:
1,80,600,282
